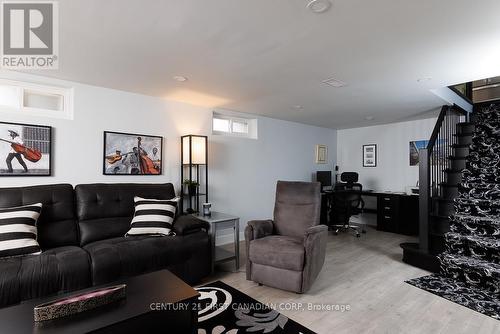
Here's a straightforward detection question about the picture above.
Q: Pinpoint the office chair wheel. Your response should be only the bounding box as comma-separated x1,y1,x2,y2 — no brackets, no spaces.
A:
356,233,360,238
333,231,338,235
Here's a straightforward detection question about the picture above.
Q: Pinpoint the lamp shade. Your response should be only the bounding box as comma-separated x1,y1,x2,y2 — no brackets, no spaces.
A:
182,135,207,165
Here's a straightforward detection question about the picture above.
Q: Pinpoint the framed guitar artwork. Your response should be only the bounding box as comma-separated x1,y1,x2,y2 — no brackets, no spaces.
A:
103,131,163,175
0,121,52,176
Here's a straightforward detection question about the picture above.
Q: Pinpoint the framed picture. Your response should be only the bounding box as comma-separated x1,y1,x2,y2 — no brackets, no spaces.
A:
409,139,447,166
315,144,328,164
103,131,163,175
362,144,377,167
0,121,51,176
409,140,427,166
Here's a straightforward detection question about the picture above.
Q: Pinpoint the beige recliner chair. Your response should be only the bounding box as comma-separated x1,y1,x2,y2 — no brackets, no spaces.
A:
245,181,327,293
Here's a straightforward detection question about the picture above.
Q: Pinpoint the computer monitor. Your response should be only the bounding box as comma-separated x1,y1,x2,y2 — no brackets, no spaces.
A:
316,171,332,188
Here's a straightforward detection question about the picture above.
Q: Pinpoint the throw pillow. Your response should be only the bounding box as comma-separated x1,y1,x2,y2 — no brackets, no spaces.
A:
0,203,43,258
126,196,180,236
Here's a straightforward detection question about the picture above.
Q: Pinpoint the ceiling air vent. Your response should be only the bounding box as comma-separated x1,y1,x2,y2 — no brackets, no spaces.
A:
322,77,347,88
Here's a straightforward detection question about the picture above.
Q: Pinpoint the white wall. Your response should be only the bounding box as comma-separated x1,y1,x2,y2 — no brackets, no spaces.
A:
336,117,438,193
0,72,337,241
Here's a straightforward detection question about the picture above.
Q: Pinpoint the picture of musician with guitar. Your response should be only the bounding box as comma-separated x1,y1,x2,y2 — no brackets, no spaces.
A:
103,131,163,175
0,121,51,176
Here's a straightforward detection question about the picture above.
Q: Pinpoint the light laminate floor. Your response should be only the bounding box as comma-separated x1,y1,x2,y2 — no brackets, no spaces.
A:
199,219,500,334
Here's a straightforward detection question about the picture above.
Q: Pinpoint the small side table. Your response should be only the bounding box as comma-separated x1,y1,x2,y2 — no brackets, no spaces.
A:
192,211,240,272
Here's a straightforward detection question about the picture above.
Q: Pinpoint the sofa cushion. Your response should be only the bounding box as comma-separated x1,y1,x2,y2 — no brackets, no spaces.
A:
0,246,91,308
0,184,78,249
75,183,176,245
249,235,305,271
0,203,42,258
84,235,192,285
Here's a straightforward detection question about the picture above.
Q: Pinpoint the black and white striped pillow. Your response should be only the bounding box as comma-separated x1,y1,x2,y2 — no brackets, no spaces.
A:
126,197,180,236
0,203,42,258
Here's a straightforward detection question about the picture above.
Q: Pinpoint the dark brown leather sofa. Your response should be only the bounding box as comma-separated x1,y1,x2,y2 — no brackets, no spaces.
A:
0,183,211,308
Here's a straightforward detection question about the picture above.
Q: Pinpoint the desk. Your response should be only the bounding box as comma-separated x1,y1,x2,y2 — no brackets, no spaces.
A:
321,190,419,235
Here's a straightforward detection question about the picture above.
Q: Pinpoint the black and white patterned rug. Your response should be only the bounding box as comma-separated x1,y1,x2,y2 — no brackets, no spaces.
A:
406,275,500,320
195,281,315,334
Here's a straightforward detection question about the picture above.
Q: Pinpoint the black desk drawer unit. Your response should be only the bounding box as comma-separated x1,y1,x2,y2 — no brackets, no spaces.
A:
377,194,418,235
378,195,399,233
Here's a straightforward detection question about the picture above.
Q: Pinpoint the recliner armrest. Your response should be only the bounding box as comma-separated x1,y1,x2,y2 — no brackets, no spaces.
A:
302,224,328,292
173,215,210,235
246,219,274,240
245,219,274,280
304,225,328,239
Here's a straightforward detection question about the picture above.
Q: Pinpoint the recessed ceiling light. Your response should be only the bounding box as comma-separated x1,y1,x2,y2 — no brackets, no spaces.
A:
306,0,332,13
322,77,347,88
173,76,188,82
417,77,432,82
292,105,304,110
365,116,374,121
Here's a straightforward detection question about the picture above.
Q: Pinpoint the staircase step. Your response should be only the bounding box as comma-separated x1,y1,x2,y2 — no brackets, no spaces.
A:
473,109,500,130
454,197,500,217
444,169,463,184
462,167,500,184
448,156,467,170
451,146,470,158
470,137,500,155
456,122,476,134
449,214,500,239
429,213,450,236
439,253,500,294
433,198,455,216
453,132,474,137
401,242,440,272
445,232,500,264
430,213,450,219
468,151,500,170
473,123,500,140
458,182,500,201
429,234,447,255
453,132,473,145
439,183,459,199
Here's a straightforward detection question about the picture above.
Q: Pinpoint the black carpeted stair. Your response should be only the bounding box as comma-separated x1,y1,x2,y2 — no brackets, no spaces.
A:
407,101,500,320
450,214,500,237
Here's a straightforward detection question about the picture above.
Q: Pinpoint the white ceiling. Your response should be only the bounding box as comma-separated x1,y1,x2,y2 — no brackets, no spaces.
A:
31,0,500,129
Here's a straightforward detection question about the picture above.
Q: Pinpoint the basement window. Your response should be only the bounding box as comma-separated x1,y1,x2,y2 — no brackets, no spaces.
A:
0,79,74,119
212,112,257,139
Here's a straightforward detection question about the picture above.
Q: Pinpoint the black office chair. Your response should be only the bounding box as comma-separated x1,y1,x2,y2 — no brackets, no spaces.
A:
330,172,366,237
340,172,359,189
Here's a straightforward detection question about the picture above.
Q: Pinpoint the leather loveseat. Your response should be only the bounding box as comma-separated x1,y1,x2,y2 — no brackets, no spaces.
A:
0,183,211,308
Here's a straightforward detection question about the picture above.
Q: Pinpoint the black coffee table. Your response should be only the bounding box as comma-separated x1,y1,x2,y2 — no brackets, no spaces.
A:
0,270,199,334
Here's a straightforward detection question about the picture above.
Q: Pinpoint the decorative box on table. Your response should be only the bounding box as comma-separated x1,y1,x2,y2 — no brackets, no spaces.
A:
34,284,126,322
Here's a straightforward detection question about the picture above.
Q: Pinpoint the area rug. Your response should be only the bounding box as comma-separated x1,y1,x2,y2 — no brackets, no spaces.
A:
406,275,500,320
195,281,316,333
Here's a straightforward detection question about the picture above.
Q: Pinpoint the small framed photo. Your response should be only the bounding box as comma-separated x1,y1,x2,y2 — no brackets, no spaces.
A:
315,144,328,164
363,144,377,167
0,121,52,176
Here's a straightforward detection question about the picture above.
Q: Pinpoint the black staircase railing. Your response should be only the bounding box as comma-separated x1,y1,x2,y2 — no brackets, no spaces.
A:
418,105,467,252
